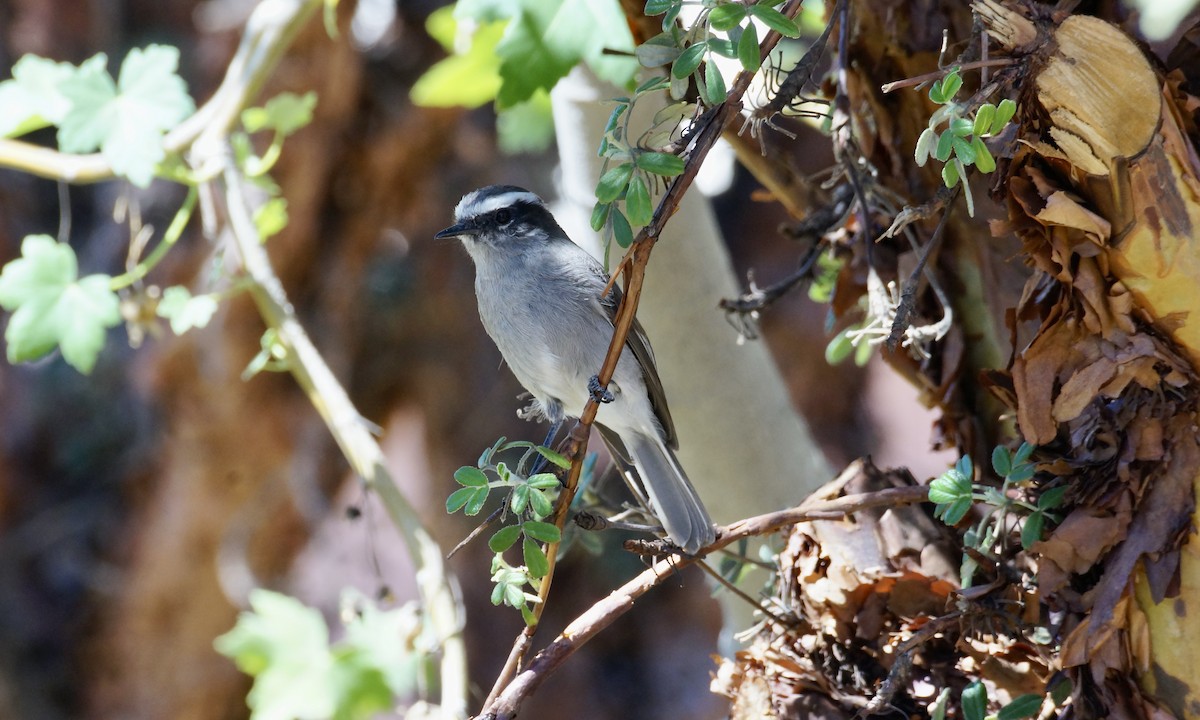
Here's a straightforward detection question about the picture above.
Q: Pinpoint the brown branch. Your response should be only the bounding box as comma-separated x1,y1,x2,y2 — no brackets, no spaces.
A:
480,483,930,719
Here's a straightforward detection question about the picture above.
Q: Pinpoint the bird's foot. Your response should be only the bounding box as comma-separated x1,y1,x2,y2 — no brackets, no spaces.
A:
588,375,615,404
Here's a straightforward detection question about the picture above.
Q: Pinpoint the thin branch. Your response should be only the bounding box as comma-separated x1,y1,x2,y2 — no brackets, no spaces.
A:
481,484,930,719
879,58,1013,94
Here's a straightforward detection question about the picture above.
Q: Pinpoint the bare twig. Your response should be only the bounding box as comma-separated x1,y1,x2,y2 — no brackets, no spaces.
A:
880,58,1013,94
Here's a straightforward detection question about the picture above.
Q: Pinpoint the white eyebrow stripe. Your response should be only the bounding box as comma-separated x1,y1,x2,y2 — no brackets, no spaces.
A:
454,189,542,220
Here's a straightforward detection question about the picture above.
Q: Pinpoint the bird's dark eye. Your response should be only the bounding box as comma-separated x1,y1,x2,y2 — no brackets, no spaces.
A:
495,209,513,226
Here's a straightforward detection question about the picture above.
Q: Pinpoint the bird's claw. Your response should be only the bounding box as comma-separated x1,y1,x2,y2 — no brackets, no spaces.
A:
588,375,615,404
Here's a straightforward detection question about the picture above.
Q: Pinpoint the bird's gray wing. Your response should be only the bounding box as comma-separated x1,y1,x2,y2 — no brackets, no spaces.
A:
595,270,679,449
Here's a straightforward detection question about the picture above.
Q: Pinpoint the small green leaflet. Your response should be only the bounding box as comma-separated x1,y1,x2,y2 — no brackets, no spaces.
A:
0,55,75,138
524,536,550,577
635,151,685,177
0,235,120,374
625,175,653,226
960,681,988,720
156,286,218,335
242,91,318,136
496,89,555,153
57,45,195,188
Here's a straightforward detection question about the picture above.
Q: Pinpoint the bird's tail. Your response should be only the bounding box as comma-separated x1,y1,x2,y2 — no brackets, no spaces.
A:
606,429,716,554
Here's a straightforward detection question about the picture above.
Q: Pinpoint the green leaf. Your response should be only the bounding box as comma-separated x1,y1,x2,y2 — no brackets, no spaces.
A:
596,162,635,202
992,97,1017,133
156,286,218,335
952,136,976,165
497,89,555,153
929,687,951,720
489,524,523,552
1007,461,1035,482
590,202,611,232
446,486,479,514
522,520,562,543
502,580,525,608
242,91,317,136
411,15,505,108
454,466,489,487
950,116,973,137
928,467,972,505
625,175,653,226
998,694,1043,720
0,235,120,374
1038,485,1067,510
709,3,748,31
636,34,681,68
1049,676,1073,706
747,4,800,37
537,446,572,470
523,537,550,577
0,54,75,138
961,680,988,720
937,497,972,525
941,160,960,188
1013,441,1034,465
645,0,676,15
703,59,728,104
340,592,422,700
934,128,954,162
462,487,489,515
914,127,936,166
528,487,554,517
611,206,634,247
737,20,761,71
672,42,706,79
494,0,637,108
972,136,996,173
527,472,561,488
1021,511,1045,550
825,328,855,366
635,74,672,94
931,69,961,104
254,197,289,242
706,38,738,58
991,445,1013,477
214,590,339,720
57,46,195,187
510,484,530,514
636,151,685,177
973,103,995,137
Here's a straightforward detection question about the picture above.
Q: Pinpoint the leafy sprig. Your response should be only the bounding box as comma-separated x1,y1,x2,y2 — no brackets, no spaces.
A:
446,437,570,624
929,442,1063,587
592,0,800,251
914,67,1016,217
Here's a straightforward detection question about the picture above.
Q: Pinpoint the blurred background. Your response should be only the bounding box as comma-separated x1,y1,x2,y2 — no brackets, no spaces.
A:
0,0,951,717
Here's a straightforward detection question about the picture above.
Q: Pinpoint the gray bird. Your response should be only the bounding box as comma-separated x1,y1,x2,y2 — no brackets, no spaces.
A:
436,185,716,553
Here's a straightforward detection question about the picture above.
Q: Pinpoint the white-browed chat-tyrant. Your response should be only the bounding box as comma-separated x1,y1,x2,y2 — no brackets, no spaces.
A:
436,185,716,553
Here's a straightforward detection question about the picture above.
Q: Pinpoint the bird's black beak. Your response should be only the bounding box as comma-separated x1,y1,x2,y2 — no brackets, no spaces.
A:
434,222,470,239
